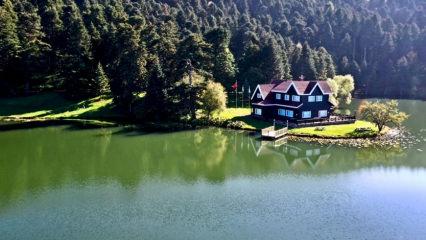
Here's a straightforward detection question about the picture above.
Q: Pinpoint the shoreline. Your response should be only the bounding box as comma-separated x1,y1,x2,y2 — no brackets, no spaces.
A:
0,117,409,148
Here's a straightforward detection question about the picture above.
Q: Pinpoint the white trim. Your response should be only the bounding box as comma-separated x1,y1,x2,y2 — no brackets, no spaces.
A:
271,83,331,95
252,103,303,109
251,85,266,100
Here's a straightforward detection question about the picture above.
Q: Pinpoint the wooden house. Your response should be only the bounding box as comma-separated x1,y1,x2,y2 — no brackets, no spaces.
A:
251,80,334,122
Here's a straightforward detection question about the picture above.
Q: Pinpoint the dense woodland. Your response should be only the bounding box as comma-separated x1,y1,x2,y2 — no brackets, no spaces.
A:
0,0,425,117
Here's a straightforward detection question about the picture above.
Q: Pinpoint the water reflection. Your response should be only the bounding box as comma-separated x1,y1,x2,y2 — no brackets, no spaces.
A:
1,126,425,209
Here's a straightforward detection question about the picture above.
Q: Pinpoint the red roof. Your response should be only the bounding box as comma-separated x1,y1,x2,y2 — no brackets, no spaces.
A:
252,80,333,104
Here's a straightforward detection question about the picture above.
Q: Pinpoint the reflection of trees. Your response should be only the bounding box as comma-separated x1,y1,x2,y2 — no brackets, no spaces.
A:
1,126,425,210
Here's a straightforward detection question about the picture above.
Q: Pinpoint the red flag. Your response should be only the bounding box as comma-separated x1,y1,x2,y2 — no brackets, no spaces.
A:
232,81,238,90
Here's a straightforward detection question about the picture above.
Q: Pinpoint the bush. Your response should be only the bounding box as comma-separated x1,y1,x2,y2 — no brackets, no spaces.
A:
226,121,245,129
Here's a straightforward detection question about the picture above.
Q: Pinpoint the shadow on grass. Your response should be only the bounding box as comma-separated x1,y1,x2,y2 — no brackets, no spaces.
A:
0,93,77,116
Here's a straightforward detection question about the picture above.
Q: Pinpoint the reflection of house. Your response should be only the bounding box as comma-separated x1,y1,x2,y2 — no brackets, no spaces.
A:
250,138,332,169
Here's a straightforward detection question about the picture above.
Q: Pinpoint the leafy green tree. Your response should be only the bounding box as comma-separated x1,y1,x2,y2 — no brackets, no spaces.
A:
327,75,355,108
359,100,408,132
199,80,227,120
173,70,206,120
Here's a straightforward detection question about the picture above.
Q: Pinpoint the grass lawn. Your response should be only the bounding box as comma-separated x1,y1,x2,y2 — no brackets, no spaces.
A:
0,93,123,120
289,120,379,138
217,108,271,130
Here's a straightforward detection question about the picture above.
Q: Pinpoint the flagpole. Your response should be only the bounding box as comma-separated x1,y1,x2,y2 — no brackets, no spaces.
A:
235,81,238,108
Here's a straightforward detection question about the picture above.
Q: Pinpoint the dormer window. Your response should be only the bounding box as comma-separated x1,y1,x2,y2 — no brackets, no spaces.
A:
292,95,300,102
308,96,315,102
276,93,281,100
316,95,323,102
257,93,262,99
284,94,290,101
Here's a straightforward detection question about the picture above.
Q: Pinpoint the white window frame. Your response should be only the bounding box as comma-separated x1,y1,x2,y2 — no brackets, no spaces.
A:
276,93,281,100
308,96,316,102
319,110,328,117
254,108,262,116
284,94,290,101
316,95,323,102
302,111,312,119
257,93,262,99
292,95,300,102
286,110,294,118
278,109,286,116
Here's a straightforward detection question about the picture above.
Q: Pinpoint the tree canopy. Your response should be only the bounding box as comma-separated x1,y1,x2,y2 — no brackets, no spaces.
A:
0,0,424,116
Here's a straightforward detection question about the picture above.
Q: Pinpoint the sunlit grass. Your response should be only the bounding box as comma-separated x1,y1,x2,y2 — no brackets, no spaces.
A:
0,93,121,120
289,120,379,138
217,108,270,130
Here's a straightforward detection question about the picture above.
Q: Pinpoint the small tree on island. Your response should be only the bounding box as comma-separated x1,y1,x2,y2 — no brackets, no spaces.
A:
359,100,408,133
199,80,227,120
327,74,355,110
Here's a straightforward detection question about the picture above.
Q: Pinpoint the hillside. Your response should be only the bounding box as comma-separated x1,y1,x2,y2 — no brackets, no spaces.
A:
0,0,425,107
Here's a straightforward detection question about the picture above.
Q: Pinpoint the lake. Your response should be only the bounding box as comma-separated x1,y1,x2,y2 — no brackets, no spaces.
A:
1,99,426,240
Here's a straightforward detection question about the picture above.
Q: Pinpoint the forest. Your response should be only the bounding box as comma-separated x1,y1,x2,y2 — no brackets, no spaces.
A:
0,0,425,118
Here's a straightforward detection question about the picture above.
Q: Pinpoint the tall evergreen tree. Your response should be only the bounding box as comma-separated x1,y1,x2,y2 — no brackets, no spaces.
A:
0,0,20,94
92,62,110,97
109,23,147,113
15,0,50,91
205,28,237,88
297,42,317,80
143,57,169,120
60,0,93,97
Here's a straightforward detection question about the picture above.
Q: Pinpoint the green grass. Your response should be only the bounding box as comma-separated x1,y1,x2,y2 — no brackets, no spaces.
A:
0,93,123,121
216,108,271,130
289,120,379,138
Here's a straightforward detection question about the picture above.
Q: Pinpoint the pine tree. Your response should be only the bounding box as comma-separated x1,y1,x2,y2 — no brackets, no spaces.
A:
205,28,236,88
15,0,50,91
298,42,317,80
93,62,110,96
262,38,285,81
60,0,93,98
109,23,147,113
0,0,20,94
143,57,169,120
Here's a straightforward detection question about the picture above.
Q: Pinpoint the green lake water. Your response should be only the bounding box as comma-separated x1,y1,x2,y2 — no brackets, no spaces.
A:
1,99,426,240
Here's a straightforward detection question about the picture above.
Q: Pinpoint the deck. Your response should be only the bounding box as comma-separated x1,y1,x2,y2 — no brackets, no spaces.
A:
261,126,288,140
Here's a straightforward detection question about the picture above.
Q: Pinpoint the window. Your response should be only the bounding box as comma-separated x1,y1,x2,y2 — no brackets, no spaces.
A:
292,95,300,102
278,109,286,116
308,96,316,102
276,93,281,100
302,111,312,119
286,110,294,118
257,93,262,99
284,94,290,101
319,110,328,117
254,108,262,116
316,95,323,102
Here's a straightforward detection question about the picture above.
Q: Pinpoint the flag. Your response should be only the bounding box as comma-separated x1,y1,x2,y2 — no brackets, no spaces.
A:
232,81,238,91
